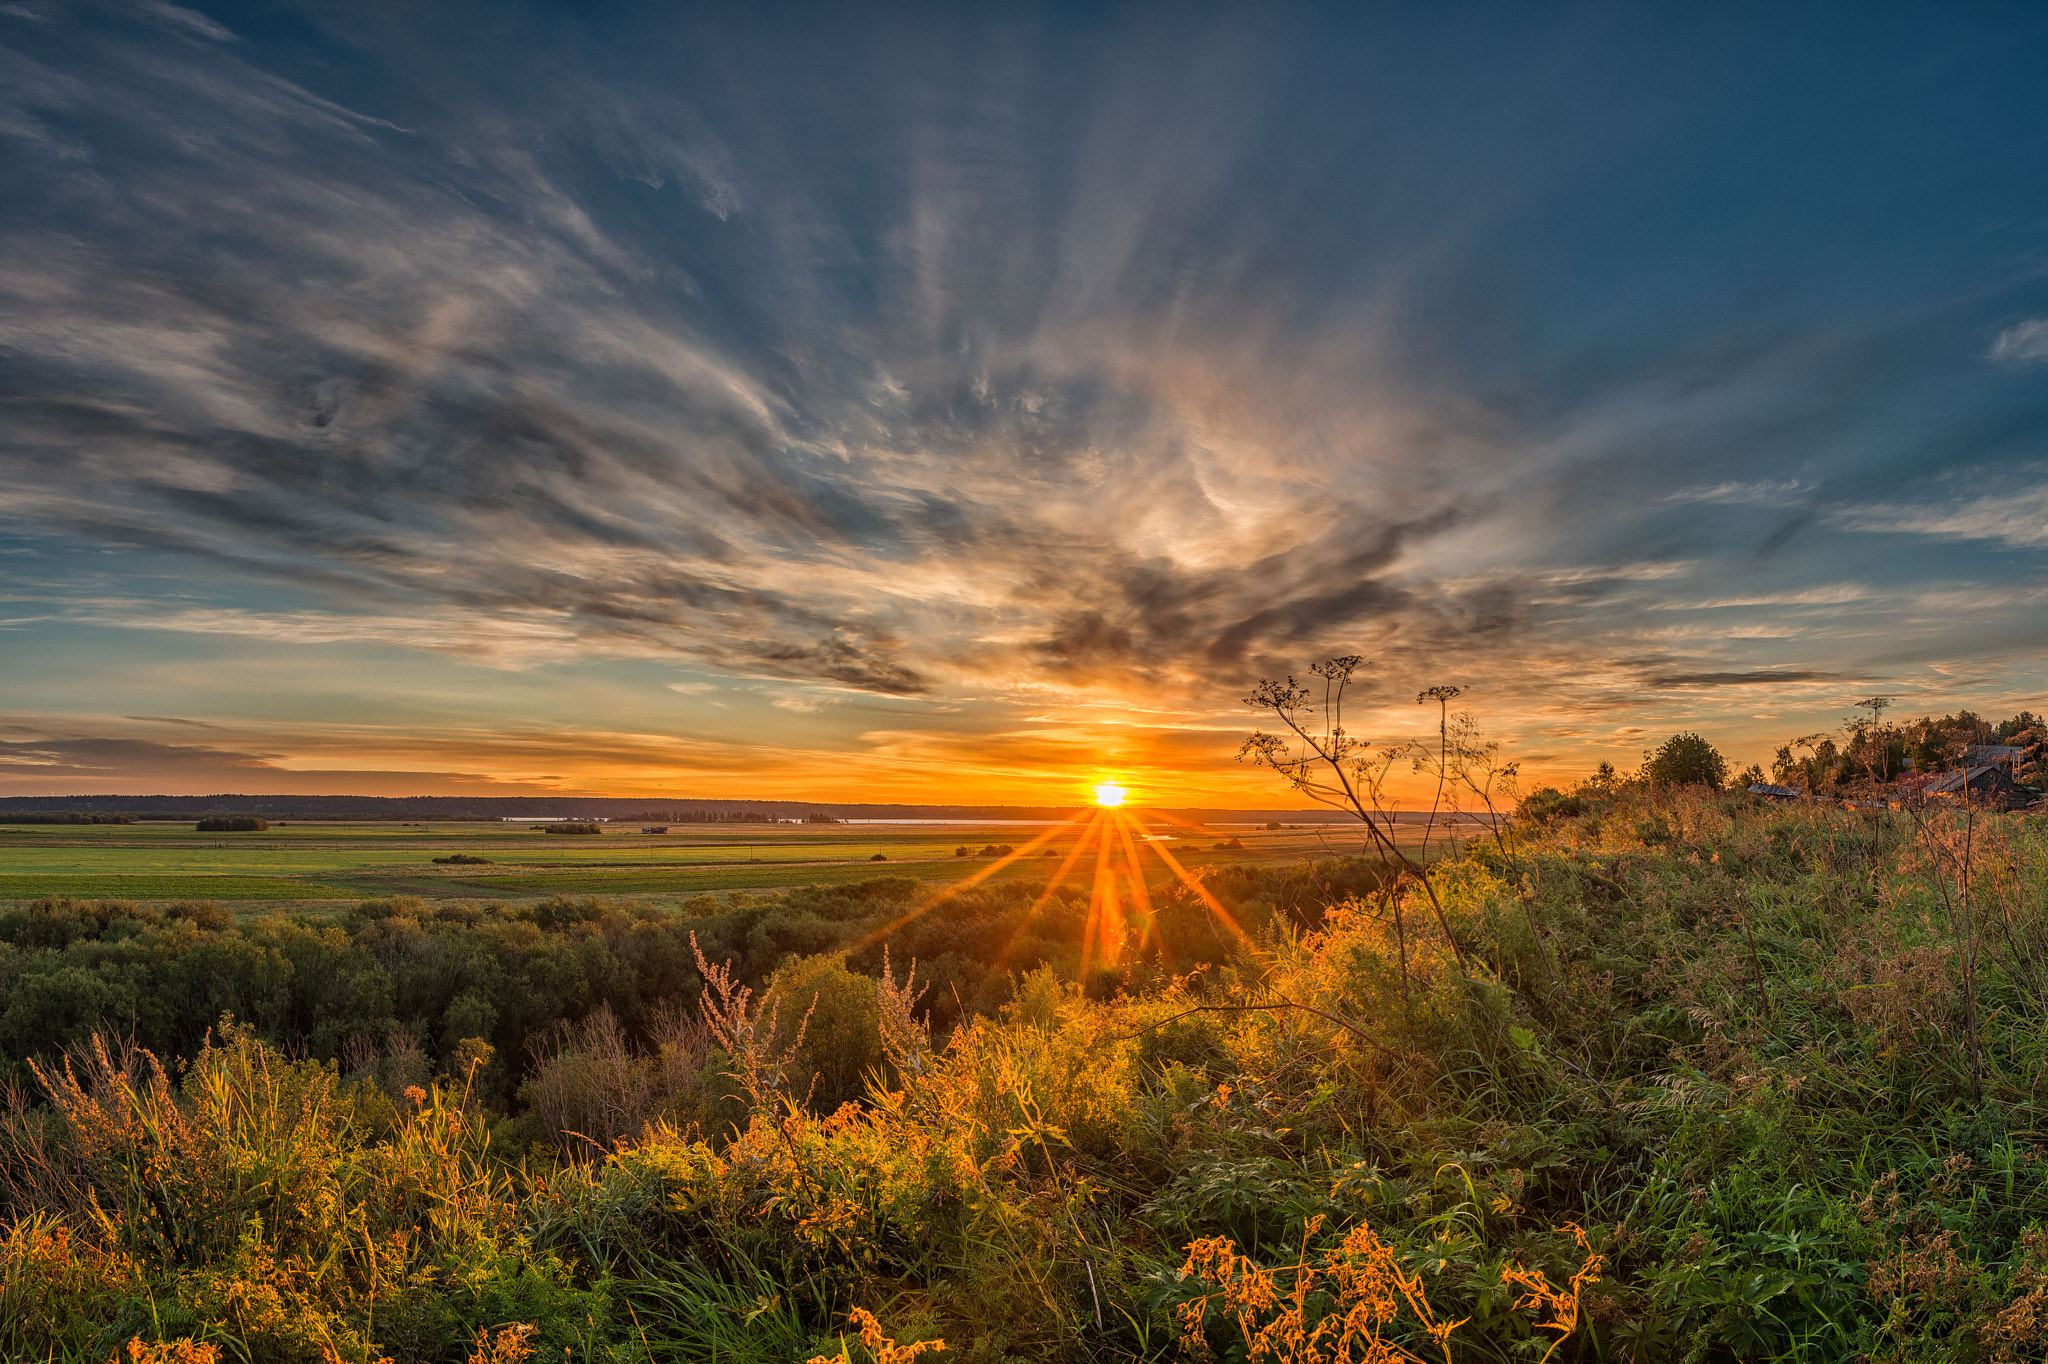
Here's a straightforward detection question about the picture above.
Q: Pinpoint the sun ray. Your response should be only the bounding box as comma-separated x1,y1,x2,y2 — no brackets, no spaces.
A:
841,811,1089,958
1110,808,1164,963
1083,813,1121,976
991,808,1107,969
1133,816,1256,950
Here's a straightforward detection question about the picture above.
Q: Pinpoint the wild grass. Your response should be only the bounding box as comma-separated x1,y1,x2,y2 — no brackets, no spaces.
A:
2,790,2048,1360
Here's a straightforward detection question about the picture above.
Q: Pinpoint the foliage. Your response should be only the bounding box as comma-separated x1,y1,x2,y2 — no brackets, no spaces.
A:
194,817,267,833
1643,732,1728,790
13,789,2048,1360
542,823,604,836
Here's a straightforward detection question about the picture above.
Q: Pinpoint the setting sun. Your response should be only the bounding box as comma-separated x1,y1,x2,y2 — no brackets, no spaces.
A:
1091,782,1128,807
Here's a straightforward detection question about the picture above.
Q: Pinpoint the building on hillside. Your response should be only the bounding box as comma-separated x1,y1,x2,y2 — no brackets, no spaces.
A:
1965,744,2027,774
1898,763,2036,810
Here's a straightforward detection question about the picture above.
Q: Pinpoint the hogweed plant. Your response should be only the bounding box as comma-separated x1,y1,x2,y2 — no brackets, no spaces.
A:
1240,658,1473,987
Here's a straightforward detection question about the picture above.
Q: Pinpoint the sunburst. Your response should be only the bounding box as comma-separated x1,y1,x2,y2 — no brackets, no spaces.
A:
847,800,1253,976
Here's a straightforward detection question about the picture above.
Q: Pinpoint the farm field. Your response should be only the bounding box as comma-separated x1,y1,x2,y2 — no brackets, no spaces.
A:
0,816,1456,907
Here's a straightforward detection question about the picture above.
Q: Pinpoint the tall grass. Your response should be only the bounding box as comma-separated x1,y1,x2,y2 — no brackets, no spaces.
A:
3,790,2048,1361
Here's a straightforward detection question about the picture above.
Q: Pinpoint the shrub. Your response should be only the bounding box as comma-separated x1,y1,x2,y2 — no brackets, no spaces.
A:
543,822,603,836
1515,786,1588,823
770,954,883,1114
194,816,266,832
1644,731,1728,789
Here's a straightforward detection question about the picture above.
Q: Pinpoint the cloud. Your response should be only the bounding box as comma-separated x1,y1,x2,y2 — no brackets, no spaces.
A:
1662,480,1806,505
1838,488,2048,549
2,2,2046,803
0,733,537,796
0,16,1529,706
138,2,235,43
1646,585,1874,610
1642,669,1841,689
1990,318,2048,364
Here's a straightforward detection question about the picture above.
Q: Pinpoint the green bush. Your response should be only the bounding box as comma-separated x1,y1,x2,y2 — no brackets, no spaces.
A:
771,953,883,1115
1644,731,1729,789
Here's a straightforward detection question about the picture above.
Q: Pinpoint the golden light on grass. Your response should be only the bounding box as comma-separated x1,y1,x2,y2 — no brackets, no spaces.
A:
1091,781,1127,807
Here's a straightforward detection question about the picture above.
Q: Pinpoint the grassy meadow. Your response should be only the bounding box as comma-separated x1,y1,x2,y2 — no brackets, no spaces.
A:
0,819,1401,907
6,787,2047,1362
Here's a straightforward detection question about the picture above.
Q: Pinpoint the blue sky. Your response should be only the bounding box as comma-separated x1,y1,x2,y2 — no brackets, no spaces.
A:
2,1,2046,802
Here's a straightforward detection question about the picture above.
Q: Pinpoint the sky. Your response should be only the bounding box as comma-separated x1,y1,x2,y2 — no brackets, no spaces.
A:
3,1,2048,806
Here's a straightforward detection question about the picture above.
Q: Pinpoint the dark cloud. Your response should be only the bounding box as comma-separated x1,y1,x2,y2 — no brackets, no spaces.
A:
0,730,604,796
1644,670,1842,689
0,734,281,781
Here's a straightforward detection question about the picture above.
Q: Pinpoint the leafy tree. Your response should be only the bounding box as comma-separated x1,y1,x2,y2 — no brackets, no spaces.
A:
1643,732,1728,789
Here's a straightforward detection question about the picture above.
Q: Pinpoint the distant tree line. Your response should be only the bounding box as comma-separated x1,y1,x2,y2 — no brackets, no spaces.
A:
0,812,134,825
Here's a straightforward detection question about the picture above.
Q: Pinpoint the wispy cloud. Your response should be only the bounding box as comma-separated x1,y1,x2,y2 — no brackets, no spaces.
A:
1642,668,1841,689
1662,480,1807,505
138,1,234,43
1990,318,2048,364
1839,488,2048,548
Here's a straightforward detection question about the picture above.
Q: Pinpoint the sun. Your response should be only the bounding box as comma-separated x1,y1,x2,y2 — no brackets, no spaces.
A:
1091,782,1128,807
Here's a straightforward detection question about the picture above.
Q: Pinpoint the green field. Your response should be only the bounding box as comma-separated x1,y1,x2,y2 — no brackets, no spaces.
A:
0,875,357,900
0,817,1421,905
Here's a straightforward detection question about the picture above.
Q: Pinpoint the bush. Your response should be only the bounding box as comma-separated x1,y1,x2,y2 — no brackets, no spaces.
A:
1643,731,1729,789
195,816,266,832
1515,786,1588,823
544,822,604,835
770,953,884,1114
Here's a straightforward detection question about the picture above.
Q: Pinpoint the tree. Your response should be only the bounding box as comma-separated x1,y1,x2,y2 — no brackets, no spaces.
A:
1642,733,1728,790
